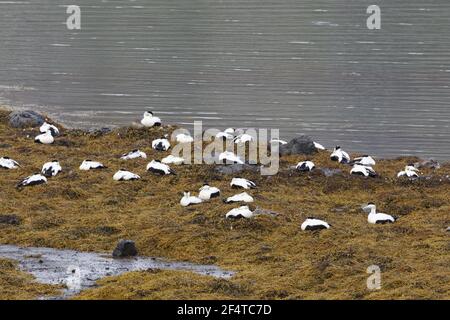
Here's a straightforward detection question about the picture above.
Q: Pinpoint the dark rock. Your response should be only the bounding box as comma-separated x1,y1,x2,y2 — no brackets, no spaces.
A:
112,240,138,258
190,214,207,225
8,110,45,128
88,127,112,137
215,163,259,175
54,139,77,147
415,159,441,170
0,214,21,225
318,168,343,177
279,136,317,156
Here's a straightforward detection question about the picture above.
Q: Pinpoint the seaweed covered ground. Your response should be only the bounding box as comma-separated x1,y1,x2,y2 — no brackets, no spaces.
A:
0,108,449,300
0,258,61,299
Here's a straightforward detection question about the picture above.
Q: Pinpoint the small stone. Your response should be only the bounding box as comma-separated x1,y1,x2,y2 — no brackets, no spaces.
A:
318,168,343,177
112,240,138,258
8,110,45,128
0,214,21,225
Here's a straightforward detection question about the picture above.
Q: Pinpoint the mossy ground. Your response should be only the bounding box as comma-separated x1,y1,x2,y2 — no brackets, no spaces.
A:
0,108,449,300
0,258,61,299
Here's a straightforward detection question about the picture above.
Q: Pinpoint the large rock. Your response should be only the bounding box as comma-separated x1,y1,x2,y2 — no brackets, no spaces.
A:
8,110,45,128
279,136,317,156
112,240,138,258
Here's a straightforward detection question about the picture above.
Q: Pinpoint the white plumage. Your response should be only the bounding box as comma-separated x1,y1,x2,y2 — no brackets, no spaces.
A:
175,133,194,143
0,157,20,169
146,160,174,175
152,138,170,151
41,160,62,177
296,161,315,172
225,206,254,219
141,111,161,127
313,141,325,150
198,184,221,201
397,165,419,178
330,146,350,164
363,203,396,224
34,131,54,144
301,218,330,231
180,192,203,207
79,160,106,171
230,177,256,189
216,128,235,140
353,155,376,166
234,134,253,144
350,164,377,177
161,155,185,165
224,192,254,204
120,149,147,160
40,122,59,136
270,139,287,145
17,174,47,188
113,169,140,181
219,151,244,164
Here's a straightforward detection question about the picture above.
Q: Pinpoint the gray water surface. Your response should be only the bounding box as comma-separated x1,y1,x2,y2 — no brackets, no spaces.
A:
0,244,234,299
0,1,449,159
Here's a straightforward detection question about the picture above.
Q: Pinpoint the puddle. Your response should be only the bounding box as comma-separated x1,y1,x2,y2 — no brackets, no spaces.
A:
0,244,235,299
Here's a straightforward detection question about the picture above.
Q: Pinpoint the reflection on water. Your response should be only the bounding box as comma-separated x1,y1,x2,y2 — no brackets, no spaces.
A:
0,0,449,159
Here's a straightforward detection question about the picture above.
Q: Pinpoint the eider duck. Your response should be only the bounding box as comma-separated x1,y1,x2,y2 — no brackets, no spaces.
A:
141,111,161,127
17,174,47,188
113,169,140,181
152,137,170,151
41,160,62,177
175,133,194,144
362,203,397,224
270,139,288,145
219,151,244,164
224,192,254,204
296,160,315,172
216,128,235,140
180,192,203,207
161,155,185,165
330,146,350,164
40,122,59,136
34,131,54,144
301,217,331,231
120,149,147,160
350,164,377,177
313,141,325,150
352,155,376,166
397,165,419,178
198,184,221,201
234,133,253,144
79,160,107,171
225,206,254,219
230,177,256,189
0,157,20,169
146,160,175,175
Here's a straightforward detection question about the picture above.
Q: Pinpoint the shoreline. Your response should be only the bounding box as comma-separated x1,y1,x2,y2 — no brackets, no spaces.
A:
2,105,449,165
0,107,449,300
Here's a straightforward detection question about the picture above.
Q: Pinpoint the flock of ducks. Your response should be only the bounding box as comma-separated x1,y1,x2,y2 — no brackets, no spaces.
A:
0,111,429,230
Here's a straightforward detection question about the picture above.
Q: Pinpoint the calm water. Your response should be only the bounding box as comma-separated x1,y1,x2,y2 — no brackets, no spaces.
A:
0,0,449,159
